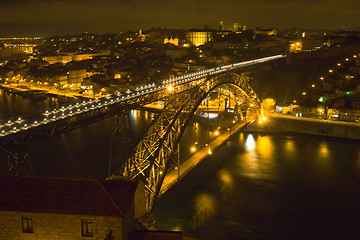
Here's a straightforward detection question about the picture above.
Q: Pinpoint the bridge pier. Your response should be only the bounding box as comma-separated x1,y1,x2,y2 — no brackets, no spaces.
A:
108,111,131,178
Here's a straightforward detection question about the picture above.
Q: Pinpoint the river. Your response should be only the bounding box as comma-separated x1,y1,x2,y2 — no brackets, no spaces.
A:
1,89,360,239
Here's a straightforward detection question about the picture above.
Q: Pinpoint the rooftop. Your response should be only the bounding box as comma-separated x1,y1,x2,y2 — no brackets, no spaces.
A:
0,175,139,217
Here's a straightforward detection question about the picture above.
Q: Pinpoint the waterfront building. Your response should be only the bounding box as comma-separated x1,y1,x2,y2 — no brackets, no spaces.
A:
44,55,73,65
68,69,86,86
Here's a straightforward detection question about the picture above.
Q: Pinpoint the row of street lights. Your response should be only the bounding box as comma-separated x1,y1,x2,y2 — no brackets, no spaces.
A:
294,53,360,104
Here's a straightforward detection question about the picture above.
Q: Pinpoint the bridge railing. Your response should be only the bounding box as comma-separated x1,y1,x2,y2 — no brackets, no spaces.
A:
0,55,286,138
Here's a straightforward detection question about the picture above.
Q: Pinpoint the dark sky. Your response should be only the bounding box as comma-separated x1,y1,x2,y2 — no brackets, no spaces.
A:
0,0,359,36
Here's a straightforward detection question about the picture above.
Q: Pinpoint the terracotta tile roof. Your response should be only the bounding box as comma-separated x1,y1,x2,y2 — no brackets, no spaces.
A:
0,175,138,217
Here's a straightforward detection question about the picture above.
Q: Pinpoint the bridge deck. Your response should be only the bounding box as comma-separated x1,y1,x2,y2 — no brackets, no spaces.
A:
160,117,255,195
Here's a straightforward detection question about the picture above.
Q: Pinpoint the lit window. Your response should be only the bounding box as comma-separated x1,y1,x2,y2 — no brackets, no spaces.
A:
81,219,94,237
21,216,33,233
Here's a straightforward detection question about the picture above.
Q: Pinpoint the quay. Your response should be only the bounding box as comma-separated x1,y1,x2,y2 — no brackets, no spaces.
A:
245,112,360,140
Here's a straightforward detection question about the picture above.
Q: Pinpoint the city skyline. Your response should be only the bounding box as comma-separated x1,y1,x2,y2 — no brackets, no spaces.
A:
1,0,360,36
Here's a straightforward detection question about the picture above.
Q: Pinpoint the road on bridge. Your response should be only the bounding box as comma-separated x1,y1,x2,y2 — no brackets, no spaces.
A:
160,116,256,195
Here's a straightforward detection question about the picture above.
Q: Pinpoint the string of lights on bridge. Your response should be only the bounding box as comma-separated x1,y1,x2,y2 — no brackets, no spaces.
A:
0,55,285,137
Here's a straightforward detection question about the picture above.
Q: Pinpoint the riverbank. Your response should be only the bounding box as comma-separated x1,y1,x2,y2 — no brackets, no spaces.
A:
244,112,360,140
0,83,92,101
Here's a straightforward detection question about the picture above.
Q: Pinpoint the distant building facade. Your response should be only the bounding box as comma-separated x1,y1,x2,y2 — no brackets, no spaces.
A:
233,22,246,33
186,29,214,46
164,37,179,46
255,28,277,36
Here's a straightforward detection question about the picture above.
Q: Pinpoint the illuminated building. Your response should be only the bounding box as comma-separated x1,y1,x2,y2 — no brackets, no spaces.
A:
233,22,246,33
72,54,93,61
49,74,68,89
45,53,95,64
164,36,179,46
137,29,147,42
219,21,224,31
289,41,302,52
255,27,277,36
68,69,86,86
186,29,214,47
44,55,73,64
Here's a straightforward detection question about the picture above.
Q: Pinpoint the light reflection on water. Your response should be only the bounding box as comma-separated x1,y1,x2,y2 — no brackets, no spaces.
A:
154,133,360,239
190,192,217,228
217,169,234,201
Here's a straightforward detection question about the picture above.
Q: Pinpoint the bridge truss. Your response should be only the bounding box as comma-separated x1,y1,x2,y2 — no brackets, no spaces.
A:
113,72,262,211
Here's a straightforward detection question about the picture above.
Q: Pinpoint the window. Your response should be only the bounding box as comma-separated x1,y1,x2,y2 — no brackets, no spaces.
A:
81,219,94,237
21,216,33,233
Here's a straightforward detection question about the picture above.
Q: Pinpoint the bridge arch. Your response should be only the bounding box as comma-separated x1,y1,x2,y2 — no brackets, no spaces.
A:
114,72,262,211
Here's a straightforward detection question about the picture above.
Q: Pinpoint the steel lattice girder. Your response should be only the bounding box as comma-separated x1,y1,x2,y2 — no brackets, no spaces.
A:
117,72,262,211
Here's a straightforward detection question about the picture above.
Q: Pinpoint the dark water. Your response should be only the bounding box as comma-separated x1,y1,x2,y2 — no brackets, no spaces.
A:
1,89,360,239
0,89,211,178
153,133,360,239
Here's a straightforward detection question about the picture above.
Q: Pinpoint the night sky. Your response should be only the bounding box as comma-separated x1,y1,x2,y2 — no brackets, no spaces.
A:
0,0,360,36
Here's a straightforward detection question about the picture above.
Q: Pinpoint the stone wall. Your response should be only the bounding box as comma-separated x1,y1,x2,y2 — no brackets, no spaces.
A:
0,211,124,240
244,114,360,140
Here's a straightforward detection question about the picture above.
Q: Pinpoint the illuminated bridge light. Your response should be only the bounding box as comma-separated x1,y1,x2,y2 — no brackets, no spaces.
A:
0,55,284,136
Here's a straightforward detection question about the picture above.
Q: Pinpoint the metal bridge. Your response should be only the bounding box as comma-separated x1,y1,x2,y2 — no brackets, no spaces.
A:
0,54,285,210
